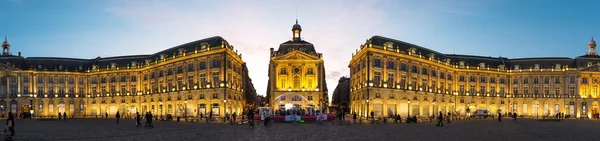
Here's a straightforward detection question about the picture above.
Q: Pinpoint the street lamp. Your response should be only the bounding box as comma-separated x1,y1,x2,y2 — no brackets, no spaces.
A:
408,100,411,117
366,99,369,119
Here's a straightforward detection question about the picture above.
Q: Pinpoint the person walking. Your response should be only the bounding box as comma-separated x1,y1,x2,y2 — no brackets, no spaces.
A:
144,112,150,128
136,112,142,127
247,110,254,128
63,112,67,121
148,112,154,128
233,112,237,124
498,113,502,122
105,112,108,120
58,112,61,120
436,111,444,127
370,111,374,121
447,112,451,123
209,111,213,123
353,112,357,124
4,112,14,137
116,111,121,124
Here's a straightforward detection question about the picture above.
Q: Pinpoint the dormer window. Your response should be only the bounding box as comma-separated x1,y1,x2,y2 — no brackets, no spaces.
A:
78,66,83,71
534,64,540,70
588,62,593,67
459,61,465,68
385,42,394,51
131,62,137,67
514,65,520,70
479,63,485,68
58,65,63,70
201,44,208,51
111,63,117,70
409,48,417,54
555,64,561,70
444,59,451,64
429,53,435,60
178,49,184,56
499,65,505,70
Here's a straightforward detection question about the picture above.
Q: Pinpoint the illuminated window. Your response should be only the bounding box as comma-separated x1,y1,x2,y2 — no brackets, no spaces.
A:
294,76,300,89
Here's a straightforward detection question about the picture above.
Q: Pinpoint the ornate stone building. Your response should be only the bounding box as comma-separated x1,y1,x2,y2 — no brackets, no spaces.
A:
266,20,328,111
0,36,256,118
332,77,350,112
350,35,600,119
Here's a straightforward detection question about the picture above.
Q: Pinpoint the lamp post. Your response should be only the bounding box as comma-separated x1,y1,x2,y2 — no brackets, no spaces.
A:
224,100,227,117
184,100,187,121
366,99,369,120
408,100,411,117
536,103,539,119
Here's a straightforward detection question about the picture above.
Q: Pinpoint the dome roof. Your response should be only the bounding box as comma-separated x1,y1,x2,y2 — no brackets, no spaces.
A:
590,37,596,45
2,37,9,47
292,19,302,31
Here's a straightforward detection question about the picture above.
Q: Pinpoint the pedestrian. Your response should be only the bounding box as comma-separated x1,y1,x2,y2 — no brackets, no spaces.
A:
233,112,237,124
436,111,444,127
247,110,254,128
148,112,154,128
370,111,374,121
447,112,451,123
4,112,14,137
144,112,149,128
105,112,108,120
209,111,213,123
136,112,142,127
116,111,121,124
200,113,203,120
353,112,357,124
498,113,502,122
63,112,67,121
58,112,61,120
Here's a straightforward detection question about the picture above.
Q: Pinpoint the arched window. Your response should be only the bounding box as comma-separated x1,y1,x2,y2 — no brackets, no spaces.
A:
294,76,300,89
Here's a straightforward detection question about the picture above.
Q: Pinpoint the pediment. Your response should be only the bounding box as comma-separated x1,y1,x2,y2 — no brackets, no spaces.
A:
274,50,319,60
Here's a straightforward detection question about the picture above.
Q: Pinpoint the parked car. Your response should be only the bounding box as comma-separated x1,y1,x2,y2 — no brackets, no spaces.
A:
470,110,490,118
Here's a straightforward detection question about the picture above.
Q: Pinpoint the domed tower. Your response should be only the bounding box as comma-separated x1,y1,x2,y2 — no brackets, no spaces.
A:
292,19,302,41
588,37,596,56
2,36,10,56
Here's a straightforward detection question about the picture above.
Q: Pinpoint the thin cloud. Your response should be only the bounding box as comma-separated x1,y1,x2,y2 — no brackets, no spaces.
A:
106,0,389,102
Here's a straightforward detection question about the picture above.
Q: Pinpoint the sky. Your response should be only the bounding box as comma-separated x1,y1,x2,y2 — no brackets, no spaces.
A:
1,0,600,103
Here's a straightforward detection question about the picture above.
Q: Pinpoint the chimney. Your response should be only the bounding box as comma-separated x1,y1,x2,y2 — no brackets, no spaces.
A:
18,52,21,57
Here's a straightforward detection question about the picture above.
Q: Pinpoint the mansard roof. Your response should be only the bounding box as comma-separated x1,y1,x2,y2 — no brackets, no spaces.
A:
0,36,229,72
275,40,317,55
367,35,597,70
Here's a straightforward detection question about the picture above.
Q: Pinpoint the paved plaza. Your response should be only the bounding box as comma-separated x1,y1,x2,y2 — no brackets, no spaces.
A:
8,118,600,141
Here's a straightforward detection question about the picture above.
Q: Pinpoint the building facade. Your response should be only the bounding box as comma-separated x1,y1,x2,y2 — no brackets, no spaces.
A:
332,77,350,112
350,35,600,119
266,20,328,111
0,36,255,118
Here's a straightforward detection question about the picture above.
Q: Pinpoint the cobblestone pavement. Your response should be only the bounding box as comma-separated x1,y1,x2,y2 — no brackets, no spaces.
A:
8,118,600,141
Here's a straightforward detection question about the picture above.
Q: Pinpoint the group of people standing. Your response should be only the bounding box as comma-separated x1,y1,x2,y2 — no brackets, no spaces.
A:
135,112,154,128
57,112,67,121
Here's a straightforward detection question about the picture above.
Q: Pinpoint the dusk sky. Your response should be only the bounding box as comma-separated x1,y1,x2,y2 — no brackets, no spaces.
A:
1,0,600,103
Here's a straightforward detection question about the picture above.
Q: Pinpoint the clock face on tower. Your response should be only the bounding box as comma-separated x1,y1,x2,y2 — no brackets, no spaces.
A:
294,67,301,74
